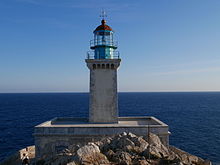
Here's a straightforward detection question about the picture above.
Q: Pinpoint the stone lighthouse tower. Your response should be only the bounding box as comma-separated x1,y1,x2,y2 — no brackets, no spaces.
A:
34,16,169,159
86,18,121,123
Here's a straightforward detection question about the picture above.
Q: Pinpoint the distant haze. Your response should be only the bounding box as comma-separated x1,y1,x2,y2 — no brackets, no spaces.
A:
1,0,220,93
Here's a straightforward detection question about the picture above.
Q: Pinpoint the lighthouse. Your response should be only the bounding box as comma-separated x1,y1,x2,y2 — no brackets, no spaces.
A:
86,18,121,123
34,15,169,159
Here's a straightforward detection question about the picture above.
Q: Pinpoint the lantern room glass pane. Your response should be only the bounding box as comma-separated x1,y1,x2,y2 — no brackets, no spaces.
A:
94,30,113,46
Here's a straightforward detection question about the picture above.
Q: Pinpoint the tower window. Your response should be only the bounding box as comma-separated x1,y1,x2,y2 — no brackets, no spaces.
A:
97,64,101,69
106,64,110,69
102,64,105,69
111,64,114,69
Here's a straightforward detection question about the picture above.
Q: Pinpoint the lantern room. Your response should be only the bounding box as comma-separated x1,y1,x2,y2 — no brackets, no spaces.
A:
88,19,119,59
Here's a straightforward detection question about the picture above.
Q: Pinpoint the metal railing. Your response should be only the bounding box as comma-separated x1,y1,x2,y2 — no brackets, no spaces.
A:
87,51,120,59
90,39,118,47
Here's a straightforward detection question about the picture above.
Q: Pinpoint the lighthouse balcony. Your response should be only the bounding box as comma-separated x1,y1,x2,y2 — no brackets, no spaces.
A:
90,39,117,49
87,51,120,59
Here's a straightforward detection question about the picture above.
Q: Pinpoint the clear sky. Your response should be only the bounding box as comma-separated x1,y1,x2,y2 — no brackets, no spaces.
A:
0,0,220,93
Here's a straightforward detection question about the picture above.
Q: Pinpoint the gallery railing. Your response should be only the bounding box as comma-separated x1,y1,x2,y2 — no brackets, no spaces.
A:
86,51,120,59
90,39,118,48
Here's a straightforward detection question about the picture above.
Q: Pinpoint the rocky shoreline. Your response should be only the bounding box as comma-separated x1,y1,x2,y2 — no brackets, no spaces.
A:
1,132,212,165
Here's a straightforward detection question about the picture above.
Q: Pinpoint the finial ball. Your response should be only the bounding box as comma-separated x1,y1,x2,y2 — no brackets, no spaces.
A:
101,19,106,25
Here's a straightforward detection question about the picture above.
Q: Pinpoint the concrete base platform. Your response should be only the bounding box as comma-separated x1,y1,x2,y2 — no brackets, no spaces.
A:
34,116,169,159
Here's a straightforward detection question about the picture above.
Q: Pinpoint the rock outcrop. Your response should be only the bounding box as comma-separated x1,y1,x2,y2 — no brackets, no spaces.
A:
0,146,35,165
0,132,212,165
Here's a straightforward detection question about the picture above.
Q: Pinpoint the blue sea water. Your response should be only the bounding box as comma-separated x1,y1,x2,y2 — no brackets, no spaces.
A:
0,92,220,164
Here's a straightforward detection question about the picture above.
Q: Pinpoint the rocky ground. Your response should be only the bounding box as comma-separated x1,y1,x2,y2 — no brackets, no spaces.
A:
0,132,212,165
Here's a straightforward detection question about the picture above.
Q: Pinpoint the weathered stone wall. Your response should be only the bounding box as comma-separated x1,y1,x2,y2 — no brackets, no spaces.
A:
34,119,169,159
86,59,121,123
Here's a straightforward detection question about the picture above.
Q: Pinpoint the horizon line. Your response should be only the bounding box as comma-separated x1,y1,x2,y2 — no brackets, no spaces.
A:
1,90,220,94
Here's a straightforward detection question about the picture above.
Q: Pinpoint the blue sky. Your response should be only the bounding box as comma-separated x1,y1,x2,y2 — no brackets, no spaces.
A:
0,0,220,92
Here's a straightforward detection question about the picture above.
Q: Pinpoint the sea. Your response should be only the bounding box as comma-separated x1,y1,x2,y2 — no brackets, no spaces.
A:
0,92,220,164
